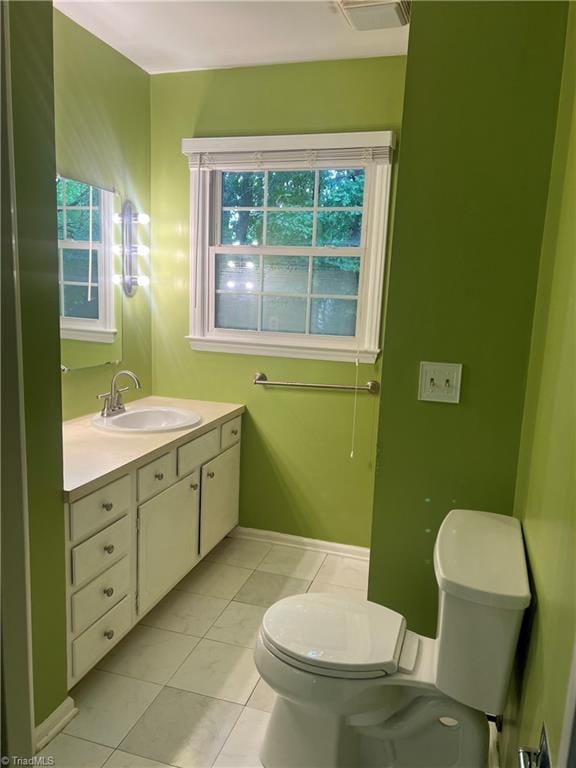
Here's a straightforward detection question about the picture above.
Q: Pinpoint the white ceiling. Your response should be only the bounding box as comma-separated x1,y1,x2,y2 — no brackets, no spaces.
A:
54,1,409,74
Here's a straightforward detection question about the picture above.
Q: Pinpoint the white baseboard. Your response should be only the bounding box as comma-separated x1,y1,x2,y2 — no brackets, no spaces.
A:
35,696,77,752
230,526,370,560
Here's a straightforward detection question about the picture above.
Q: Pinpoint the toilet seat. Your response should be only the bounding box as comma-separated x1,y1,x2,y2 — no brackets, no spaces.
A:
261,593,407,678
260,630,395,679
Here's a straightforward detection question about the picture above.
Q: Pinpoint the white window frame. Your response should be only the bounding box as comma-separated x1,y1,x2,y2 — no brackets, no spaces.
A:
182,131,395,363
58,179,117,344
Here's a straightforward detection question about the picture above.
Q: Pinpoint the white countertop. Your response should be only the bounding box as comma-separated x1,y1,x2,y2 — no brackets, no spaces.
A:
62,396,244,496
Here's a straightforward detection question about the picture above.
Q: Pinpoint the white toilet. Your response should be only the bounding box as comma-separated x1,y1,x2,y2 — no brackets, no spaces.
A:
254,509,531,768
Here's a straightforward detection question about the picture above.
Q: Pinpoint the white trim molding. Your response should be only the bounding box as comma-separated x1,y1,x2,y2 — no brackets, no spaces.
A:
186,336,378,363
182,131,394,363
35,696,78,752
60,323,117,344
230,526,370,560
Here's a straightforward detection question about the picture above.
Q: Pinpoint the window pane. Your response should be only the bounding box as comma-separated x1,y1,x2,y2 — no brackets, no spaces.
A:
63,249,99,283
262,296,306,333
310,298,357,336
263,256,309,294
56,179,64,206
66,209,101,242
65,179,91,206
65,210,89,240
312,257,360,296
222,172,264,208
57,210,64,240
319,169,364,207
215,294,258,330
317,211,362,247
92,211,101,240
268,171,314,207
216,254,260,292
267,212,313,246
62,285,99,319
221,210,263,245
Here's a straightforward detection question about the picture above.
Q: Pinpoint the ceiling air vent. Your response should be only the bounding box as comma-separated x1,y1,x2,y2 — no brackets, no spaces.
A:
339,0,410,30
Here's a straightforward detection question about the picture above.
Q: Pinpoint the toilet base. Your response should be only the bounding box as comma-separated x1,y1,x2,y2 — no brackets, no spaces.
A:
260,692,489,768
261,696,362,768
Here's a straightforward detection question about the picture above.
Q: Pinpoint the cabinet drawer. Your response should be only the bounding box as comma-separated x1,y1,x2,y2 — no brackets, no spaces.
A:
221,417,242,450
138,452,176,502
72,596,131,679
70,475,131,542
72,516,130,586
71,556,130,635
178,429,220,477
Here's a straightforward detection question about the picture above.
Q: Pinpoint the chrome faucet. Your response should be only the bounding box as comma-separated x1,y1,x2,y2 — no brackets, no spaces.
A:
97,370,142,417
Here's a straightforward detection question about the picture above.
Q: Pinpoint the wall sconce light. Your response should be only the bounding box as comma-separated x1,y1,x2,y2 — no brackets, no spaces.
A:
115,200,150,297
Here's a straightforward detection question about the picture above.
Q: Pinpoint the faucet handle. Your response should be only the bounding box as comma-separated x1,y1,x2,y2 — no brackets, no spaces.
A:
97,392,113,418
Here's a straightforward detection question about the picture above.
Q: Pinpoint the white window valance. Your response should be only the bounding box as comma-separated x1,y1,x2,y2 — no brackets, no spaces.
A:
181,131,395,170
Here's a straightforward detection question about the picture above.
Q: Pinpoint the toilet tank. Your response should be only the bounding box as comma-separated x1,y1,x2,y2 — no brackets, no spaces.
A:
434,509,530,715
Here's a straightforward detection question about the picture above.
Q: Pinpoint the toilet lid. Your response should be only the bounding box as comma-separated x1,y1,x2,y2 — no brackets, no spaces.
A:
261,594,406,674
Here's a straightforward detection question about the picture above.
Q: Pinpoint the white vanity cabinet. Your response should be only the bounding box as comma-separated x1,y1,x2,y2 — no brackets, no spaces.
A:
63,404,243,689
137,472,201,615
200,444,241,557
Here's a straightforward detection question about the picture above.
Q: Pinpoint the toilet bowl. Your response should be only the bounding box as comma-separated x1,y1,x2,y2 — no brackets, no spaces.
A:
254,509,531,768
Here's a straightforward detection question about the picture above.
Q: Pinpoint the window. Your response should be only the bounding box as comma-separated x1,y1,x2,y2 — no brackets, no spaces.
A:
57,176,116,342
182,131,394,362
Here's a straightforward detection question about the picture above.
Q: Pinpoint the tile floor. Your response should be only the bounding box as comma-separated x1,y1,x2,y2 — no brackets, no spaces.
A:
40,537,368,768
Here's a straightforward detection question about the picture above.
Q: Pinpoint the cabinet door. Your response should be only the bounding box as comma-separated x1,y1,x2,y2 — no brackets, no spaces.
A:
138,472,200,615
200,444,240,557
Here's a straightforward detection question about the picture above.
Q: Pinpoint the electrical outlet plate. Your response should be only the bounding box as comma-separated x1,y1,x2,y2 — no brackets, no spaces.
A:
418,361,462,404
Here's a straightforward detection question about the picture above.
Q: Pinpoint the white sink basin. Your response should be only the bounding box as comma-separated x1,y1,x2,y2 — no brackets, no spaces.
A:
92,407,202,433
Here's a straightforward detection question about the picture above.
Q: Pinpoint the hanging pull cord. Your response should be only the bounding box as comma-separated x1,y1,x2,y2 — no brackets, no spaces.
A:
350,349,360,459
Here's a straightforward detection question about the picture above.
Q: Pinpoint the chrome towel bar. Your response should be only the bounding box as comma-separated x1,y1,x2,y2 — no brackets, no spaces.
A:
253,372,380,394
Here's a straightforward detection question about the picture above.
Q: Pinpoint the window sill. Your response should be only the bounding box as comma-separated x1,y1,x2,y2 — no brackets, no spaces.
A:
186,336,379,364
61,326,117,344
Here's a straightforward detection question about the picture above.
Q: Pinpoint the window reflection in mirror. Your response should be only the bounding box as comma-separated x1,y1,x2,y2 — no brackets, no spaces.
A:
57,176,123,371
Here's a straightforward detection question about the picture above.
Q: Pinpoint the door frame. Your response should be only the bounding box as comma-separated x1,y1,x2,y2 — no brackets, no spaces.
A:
1,0,36,756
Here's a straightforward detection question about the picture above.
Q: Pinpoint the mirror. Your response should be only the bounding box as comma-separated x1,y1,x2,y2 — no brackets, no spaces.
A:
57,176,123,370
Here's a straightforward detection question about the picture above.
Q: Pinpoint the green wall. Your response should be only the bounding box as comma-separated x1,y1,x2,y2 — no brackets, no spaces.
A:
53,10,152,419
150,58,406,547
8,2,68,725
503,6,576,763
368,1,568,635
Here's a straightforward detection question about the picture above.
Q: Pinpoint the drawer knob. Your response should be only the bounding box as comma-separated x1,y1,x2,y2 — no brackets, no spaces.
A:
103,587,114,597
207,471,215,479
154,472,164,481
104,629,115,640
231,429,239,436
104,544,115,555
102,502,114,511
190,483,199,491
